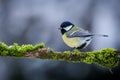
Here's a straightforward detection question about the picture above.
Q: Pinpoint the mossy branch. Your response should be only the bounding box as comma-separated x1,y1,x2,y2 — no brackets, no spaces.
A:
0,42,120,68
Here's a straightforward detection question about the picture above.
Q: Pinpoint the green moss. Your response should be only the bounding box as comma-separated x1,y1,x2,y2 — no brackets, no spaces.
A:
82,48,119,68
0,42,9,56
73,49,82,56
50,49,55,53
41,48,119,68
98,48,119,67
63,51,71,55
82,52,95,64
0,42,45,57
0,41,119,68
34,43,45,49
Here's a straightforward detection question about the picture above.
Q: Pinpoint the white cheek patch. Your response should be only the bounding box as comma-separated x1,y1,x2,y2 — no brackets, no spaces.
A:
64,25,73,31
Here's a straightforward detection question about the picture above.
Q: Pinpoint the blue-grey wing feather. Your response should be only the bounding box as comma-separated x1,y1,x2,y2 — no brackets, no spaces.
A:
67,30,93,37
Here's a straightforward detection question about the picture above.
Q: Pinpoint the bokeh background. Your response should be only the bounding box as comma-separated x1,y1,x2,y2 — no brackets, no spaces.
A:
0,0,120,80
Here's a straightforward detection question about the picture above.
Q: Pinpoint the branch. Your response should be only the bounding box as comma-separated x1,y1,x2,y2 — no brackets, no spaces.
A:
0,42,120,68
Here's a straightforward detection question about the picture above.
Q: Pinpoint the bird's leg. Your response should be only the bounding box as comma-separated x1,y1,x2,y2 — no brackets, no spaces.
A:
69,47,75,54
72,48,79,54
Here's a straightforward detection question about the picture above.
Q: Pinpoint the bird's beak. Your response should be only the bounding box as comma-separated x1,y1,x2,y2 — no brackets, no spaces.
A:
58,27,62,30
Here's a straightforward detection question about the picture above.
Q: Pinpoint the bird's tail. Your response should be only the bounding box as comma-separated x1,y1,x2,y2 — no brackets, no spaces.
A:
93,34,108,37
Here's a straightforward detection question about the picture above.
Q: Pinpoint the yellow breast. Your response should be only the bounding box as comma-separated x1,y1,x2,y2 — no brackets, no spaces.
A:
62,34,81,48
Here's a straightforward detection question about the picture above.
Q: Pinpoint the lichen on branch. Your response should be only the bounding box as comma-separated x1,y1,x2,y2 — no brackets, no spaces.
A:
0,42,45,56
0,41,120,68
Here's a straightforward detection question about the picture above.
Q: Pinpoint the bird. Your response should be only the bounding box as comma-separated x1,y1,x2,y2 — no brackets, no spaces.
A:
58,21,108,49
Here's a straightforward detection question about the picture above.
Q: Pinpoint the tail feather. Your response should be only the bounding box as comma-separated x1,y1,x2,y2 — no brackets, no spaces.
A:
93,34,108,37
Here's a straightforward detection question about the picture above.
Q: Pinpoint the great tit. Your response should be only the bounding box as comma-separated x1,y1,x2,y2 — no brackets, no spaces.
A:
59,21,108,49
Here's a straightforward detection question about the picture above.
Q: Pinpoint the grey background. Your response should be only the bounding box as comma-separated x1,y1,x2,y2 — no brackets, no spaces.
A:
0,0,120,80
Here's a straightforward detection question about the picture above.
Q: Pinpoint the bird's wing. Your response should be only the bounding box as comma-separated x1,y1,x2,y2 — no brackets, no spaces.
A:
67,30,93,38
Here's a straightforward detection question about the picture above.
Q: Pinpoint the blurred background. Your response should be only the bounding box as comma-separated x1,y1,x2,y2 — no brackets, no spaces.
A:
0,0,120,80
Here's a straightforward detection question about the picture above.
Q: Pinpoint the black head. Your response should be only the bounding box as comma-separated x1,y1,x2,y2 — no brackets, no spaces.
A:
59,21,74,34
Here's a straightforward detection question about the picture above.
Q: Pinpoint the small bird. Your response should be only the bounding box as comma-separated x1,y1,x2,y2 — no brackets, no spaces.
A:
59,21,108,49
